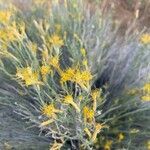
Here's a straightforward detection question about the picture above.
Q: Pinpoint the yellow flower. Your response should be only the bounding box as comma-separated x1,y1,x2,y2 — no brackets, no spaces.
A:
142,83,150,94
91,89,101,100
118,133,124,142
141,95,150,101
91,89,101,111
16,67,32,78
41,65,52,80
42,104,62,118
91,123,104,142
104,140,113,150
50,140,63,150
83,106,94,123
76,70,92,89
41,65,51,76
49,56,59,69
140,34,150,44
0,27,16,42
60,67,92,90
63,95,80,112
80,48,86,57
147,140,150,150
0,10,11,24
82,59,88,67
78,95,83,101
26,72,39,86
16,67,40,86
49,34,63,47
60,68,76,84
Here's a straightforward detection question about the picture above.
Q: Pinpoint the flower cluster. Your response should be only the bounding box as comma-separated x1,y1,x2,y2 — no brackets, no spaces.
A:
0,1,105,147
140,33,150,44
16,67,40,86
60,67,93,91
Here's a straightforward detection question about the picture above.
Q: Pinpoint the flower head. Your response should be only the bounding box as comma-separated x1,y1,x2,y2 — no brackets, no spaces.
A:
75,70,92,89
82,59,88,67
63,95,80,112
83,106,94,122
91,89,102,111
41,65,52,76
147,140,150,150
104,140,113,150
41,65,53,81
63,95,74,104
50,140,64,150
142,83,150,94
42,103,62,118
60,68,76,84
49,56,59,69
80,48,86,57
91,89,101,101
141,95,150,101
49,34,63,47
41,65,50,75
118,133,124,142
16,67,40,86
60,67,92,90
0,10,11,24
0,27,16,42
91,123,104,142
140,33,150,44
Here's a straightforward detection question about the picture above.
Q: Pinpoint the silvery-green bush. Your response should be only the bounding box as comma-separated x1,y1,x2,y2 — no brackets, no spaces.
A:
0,0,150,149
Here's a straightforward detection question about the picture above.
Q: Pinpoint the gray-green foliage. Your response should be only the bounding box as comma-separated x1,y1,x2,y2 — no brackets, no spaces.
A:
0,0,150,149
